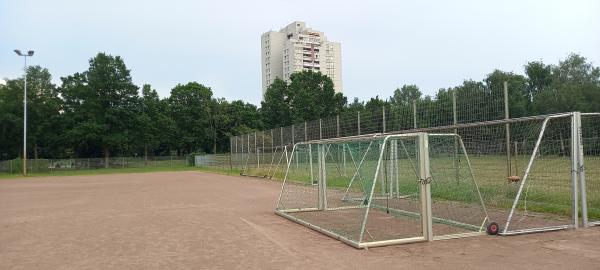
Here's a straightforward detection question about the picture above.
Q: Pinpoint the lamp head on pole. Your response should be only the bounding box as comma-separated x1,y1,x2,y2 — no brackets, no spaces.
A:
13,50,34,56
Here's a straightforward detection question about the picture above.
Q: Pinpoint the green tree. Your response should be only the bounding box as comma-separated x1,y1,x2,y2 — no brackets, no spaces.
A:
137,84,175,162
211,99,261,153
389,84,421,106
261,71,346,128
524,61,552,101
484,70,530,118
60,53,139,164
0,66,61,160
168,82,213,154
261,78,291,128
532,54,600,114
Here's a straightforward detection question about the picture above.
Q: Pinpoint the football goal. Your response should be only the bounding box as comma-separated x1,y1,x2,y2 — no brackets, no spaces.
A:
275,132,492,249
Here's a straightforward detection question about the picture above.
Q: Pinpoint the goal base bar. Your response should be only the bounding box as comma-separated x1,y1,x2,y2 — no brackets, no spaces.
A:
499,225,574,236
275,209,428,249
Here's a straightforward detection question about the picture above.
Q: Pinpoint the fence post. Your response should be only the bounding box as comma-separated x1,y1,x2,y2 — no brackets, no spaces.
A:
357,111,361,135
280,127,283,147
453,90,459,183
304,122,308,141
413,100,417,129
270,129,274,170
87,158,90,169
319,119,322,139
504,81,511,178
170,155,173,167
50,159,53,174
336,115,340,138
122,157,125,168
292,125,297,169
382,106,386,133
337,114,346,176
10,159,13,174
255,131,259,168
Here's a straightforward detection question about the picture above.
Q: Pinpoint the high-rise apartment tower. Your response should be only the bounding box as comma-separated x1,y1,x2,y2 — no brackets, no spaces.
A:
261,21,342,97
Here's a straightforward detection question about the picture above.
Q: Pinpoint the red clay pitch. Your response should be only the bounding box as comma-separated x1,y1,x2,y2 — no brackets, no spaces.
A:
1,171,599,269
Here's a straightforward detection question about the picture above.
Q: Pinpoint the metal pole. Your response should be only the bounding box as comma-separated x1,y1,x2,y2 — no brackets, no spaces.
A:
292,125,297,169
319,119,322,139
514,142,518,175
304,122,307,141
318,144,327,210
235,136,238,168
337,115,345,175
23,56,28,176
575,112,588,227
382,106,386,133
453,90,459,183
504,81,511,178
570,113,579,229
336,115,340,138
255,131,259,168
419,133,433,241
357,111,361,135
413,100,417,129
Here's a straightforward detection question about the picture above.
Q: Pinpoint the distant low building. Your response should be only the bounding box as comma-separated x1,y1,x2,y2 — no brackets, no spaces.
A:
261,21,342,97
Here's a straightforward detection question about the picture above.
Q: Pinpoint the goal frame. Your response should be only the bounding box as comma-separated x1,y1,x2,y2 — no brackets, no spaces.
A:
275,132,489,249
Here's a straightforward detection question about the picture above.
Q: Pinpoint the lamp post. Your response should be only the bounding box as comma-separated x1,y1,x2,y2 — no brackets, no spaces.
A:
14,49,34,176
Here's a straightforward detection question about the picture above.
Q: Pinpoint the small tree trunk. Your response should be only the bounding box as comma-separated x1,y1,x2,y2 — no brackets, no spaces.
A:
104,148,110,169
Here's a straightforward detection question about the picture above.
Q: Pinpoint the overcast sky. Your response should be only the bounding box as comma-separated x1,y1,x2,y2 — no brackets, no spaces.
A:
1,0,599,105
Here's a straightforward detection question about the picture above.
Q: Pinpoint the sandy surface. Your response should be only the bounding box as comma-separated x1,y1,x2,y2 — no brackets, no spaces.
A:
1,171,599,270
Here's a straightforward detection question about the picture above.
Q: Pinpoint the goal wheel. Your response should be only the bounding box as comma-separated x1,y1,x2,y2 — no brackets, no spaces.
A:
486,222,499,235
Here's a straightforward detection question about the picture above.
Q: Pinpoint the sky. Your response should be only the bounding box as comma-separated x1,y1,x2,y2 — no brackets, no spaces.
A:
1,0,599,105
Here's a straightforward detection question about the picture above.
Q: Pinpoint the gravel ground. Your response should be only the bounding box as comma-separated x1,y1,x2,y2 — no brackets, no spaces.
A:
1,171,599,269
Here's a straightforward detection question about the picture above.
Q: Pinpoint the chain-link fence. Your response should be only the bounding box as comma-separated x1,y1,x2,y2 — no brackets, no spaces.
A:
275,112,599,247
231,87,506,172
0,156,188,174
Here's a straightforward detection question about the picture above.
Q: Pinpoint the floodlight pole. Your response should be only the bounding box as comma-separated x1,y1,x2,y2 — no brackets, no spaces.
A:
14,49,34,176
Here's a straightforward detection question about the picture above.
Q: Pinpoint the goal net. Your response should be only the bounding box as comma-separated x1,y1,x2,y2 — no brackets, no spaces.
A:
275,132,490,248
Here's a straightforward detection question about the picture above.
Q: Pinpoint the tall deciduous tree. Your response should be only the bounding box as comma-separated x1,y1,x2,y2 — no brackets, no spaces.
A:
137,84,175,162
261,78,291,128
0,66,61,160
60,53,139,165
168,82,213,154
261,71,346,128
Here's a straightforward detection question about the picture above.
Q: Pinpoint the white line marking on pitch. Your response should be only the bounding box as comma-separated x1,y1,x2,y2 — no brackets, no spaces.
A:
240,217,292,255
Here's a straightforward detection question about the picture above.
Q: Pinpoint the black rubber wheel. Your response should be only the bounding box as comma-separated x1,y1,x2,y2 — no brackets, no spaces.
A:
486,222,499,235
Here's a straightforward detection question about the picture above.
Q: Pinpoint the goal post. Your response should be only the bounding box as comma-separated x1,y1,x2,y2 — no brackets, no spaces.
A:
275,132,490,248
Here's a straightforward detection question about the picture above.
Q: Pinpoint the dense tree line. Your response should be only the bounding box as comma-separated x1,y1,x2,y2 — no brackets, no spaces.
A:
0,53,260,160
0,52,598,160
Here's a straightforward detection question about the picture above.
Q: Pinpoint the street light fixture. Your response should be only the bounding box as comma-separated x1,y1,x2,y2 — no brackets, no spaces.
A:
14,49,34,176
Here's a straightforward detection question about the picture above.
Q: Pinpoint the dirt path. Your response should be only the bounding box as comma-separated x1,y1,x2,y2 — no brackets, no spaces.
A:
1,171,599,269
